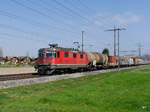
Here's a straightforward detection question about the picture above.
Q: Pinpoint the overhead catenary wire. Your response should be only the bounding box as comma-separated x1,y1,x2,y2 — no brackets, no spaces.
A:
78,0,96,13
0,32,47,44
0,13,77,41
0,23,81,45
0,10,79,35
10,0,109,37
77,0,113,26
34,0,89,27
3,1,114,43
10,0,105,42
10,0,84,32
50,0,107,36
51,0,94,25
0,23,60,40
36,0,102,38
62,0,114,32
26,0,88,28
62,0,90,18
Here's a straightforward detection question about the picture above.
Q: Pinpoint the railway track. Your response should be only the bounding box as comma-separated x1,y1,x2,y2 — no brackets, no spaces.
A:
0,65,146,82
0,73,40,81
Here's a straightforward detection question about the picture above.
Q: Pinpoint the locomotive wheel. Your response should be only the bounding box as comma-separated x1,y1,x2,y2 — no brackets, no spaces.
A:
38,70,45,75
38,69,55,75
45,69,55,75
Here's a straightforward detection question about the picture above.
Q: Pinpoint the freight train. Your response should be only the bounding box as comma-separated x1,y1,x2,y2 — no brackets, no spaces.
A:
35,44,148,75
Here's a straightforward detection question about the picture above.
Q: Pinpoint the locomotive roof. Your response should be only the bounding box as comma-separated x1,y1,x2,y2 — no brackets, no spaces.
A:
40,47,82,52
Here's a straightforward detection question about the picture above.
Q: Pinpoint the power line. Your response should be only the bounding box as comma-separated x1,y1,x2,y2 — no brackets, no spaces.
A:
64,0,89,17
0,32,47,43
51,0,94,24
61,0,109,36
24,0,104,39
9,0,78,32
72,0,113,31
78,0,114,26
11,0,87,30
78,0,96,13
0,9,79,35
62,0,98,27
26,0,87,28
53,0,110,33
11,0,53,19
0,23,70,41
12,0,107,37
0,10,42,27
39,0,84,21
10,0,86,35
0,23,60,40
38,0,89,27
0,23,83,46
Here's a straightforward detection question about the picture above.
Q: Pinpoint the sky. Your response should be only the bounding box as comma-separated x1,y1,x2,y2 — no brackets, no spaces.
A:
0,0,149,57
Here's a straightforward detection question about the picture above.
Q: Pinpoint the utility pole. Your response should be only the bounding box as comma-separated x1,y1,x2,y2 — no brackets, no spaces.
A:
116,28,126,70
105,27,126,70
138,43,143,57
105,26,117,56
81,31,84,53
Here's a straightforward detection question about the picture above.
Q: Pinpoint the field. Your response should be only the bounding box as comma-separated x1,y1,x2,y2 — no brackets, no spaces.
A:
0,65,19,68
0,66,150,112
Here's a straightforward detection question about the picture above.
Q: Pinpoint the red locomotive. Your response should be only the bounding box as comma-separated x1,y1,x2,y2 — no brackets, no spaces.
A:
35,44,89,74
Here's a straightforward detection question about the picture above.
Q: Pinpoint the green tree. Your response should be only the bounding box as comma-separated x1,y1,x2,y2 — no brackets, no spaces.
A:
102,48,109,56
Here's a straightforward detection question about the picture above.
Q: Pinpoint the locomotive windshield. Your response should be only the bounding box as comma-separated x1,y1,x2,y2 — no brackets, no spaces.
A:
38,49,44,58
38,49,56,58
46,50,56,58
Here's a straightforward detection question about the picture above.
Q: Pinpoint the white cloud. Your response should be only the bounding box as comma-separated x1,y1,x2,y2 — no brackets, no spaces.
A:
80,12,140,32
111,12,140,26
93,12,140,27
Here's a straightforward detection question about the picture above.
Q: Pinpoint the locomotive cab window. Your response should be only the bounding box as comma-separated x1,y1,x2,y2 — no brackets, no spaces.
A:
57,52,60,58
38,53,44,58
46,50,56,58
64,52,69,57
80,54,84,59
73,53,77,58
38,49,44,58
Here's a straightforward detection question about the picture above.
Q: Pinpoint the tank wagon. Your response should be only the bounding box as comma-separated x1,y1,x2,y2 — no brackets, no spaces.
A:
86,52,108,68
35,45,147,75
